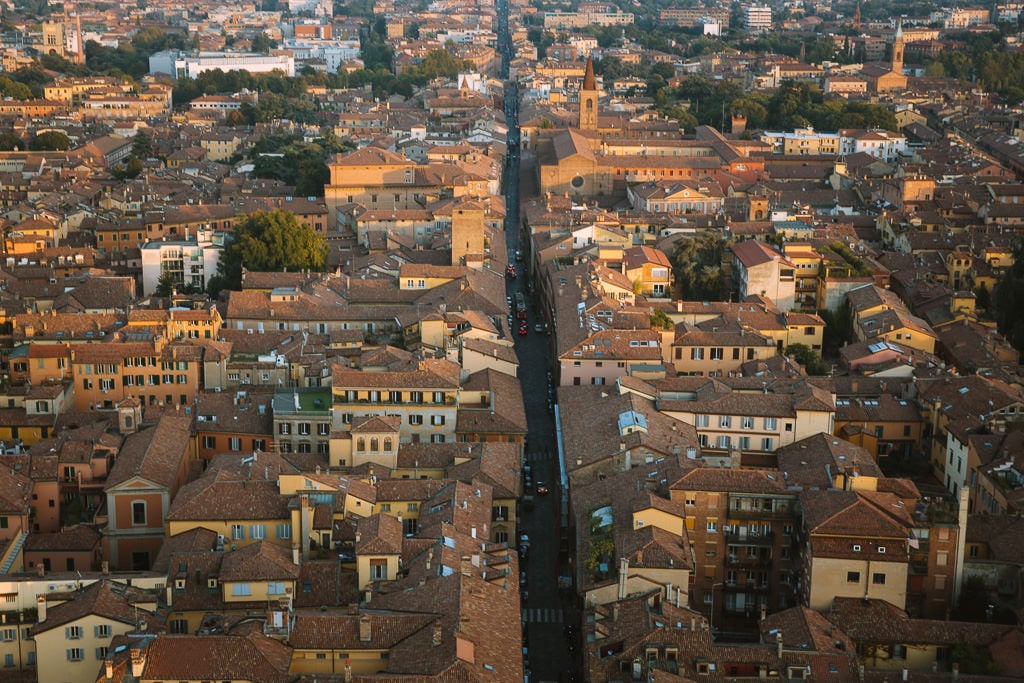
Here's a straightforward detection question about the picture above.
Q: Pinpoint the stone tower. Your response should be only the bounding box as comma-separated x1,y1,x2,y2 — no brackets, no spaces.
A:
578,56,598,131
451,200,485,267
892,19,905,75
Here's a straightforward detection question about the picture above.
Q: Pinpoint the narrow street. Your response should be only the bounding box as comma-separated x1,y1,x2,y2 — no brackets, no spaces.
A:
497,0,580,680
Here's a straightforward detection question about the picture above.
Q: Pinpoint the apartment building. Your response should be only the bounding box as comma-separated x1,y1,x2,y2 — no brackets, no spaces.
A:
331,359,461,446
194,389,274,460
743,5,772,31
272,387,332,456
669,323,777,376
650,377,835,458
731,241,796,312
559,329,665,387
69,338,203,412
31,580,161,683
798,489,913,611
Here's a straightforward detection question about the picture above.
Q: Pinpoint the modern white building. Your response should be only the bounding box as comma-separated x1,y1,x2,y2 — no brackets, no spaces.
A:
278,39,360,73
140,230,225,296
149,51,295,79
743,5,772,32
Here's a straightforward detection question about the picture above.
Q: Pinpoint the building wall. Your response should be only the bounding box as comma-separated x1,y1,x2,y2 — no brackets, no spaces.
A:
34,613,134,683
806,556,908,611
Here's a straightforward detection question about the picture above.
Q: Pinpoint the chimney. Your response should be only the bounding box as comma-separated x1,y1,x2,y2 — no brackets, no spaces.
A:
612,604,620,622
690,616,696,631
165,584,173,608
760,603,767,621
617,557,629,599
130,648,145,677
105,658,113,680
36,594,46,623
776,629,783,659
344,662,353,683
359,614,372,642
432,618,443,647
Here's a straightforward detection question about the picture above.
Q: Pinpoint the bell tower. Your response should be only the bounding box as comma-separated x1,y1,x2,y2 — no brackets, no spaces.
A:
578,56,598,131
892,19,905,75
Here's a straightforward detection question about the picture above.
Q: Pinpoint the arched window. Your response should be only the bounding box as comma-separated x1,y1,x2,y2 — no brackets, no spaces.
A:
356,438,365,451
370,437,379,452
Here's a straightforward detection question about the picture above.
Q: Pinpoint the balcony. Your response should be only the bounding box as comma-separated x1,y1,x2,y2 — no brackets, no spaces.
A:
724,530,775,545
725,554,773,570
727,502,793,520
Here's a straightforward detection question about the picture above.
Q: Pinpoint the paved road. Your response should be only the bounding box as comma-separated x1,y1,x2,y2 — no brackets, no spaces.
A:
496,0,580,679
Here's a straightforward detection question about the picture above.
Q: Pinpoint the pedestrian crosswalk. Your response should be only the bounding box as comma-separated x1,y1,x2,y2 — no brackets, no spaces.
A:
522,607,563,623
525,451,556,463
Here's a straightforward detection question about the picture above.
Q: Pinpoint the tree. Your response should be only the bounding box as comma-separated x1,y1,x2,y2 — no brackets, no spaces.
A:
111,156,143,180
0,132,23,151
212,210,328,294
671,233,731,301
784,344,830,375
154,270,179,297
29,131,71,151
975,281,991,313
650,308,674,330
819,299,854,357
131,130,152,159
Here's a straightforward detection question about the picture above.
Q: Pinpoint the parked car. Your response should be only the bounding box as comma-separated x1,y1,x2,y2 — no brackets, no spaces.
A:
535,482,550,495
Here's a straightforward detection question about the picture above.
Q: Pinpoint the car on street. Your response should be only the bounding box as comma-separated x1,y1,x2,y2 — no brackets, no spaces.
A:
535,482,550,495
534,322,545,333
518,323,529,335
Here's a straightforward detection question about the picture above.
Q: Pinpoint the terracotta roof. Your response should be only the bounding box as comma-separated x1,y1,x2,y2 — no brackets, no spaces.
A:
30,579,160,635
105,415,192,490
219,540,300,582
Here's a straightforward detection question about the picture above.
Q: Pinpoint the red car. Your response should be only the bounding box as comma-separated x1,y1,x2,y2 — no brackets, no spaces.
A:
518,323,529,336
535,482,550,494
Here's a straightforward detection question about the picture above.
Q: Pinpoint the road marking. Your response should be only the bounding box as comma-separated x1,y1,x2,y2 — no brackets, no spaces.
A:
521,608,563,623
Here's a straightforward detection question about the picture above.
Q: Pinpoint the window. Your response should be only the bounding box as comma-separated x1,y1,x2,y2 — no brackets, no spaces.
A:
0,629,13,642
318,423,331,436
872,573,886,585
696,415,709,427
716,435,730,449
761,437,774,451
783,524,793,536
409,415,423,425
846,571,860,583
231,524,244,541
431,415,446,426
370,559,387,580
710,347,723,360
67,648,84,661
764,417,777,430
267,582,286,595
203,435,216,449
706,521,718,533
741,417,754,430
279,423,291,435
276,523,291,540
719,415,732,428
298,422,311,435
250,524,266,540
853,544,861,552
66,626,83,639
94,624,111,638
685,497,695,506
131,500,146,525
3,653,12,667
691,348,705,360
232,583,252,596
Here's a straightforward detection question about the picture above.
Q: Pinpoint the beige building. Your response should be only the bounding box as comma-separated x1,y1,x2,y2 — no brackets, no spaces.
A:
799,489,912,612
31,580,160,683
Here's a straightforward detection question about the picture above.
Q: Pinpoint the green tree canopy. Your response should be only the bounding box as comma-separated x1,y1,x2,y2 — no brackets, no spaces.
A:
29,130,71,150
211,210,328,295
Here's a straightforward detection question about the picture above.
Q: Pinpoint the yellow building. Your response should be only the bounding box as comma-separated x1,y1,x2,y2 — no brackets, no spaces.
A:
31,580,160,683
800,490,912,612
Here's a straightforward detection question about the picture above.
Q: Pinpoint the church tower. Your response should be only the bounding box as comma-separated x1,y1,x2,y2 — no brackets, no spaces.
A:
578,56,598,131
892,19,905,75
